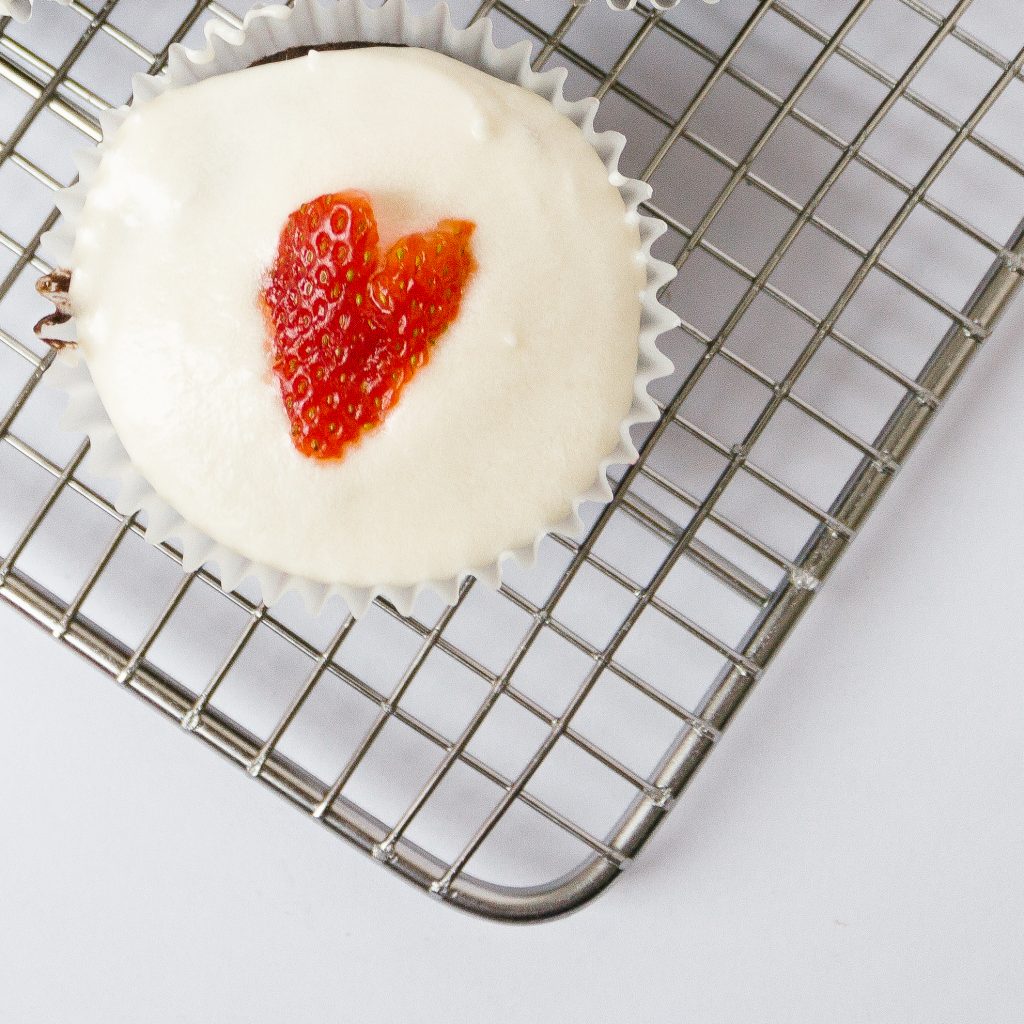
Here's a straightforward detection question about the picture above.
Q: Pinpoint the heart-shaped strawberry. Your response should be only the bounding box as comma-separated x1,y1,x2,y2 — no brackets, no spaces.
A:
261,191,476,459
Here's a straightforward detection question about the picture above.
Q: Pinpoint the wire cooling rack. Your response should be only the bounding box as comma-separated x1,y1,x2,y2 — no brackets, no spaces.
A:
2,0,1023,923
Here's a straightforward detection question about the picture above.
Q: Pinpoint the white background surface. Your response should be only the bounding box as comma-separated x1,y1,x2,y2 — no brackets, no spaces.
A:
2,291,1023,1024
3,0,1024,1020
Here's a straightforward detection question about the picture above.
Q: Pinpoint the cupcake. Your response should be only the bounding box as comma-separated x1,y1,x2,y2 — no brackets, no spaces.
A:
38,0,677,615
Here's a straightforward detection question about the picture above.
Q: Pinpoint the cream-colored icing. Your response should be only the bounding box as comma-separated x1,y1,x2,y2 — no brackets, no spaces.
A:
71,47,644,588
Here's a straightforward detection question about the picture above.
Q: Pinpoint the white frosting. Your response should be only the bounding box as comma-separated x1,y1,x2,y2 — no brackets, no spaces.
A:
71,47,644,588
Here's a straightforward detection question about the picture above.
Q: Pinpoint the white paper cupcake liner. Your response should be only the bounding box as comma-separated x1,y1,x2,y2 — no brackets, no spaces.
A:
1,0,72,23
0,0,28,21
40,0,679,618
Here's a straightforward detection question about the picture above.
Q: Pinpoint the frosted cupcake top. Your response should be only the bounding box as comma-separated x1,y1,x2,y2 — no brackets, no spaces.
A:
67,46,645,588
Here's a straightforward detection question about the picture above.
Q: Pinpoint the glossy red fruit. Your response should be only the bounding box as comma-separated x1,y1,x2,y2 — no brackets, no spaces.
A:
261,190,476,459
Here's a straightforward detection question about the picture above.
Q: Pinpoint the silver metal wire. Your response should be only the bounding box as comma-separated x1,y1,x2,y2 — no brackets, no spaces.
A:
1,0,1022,922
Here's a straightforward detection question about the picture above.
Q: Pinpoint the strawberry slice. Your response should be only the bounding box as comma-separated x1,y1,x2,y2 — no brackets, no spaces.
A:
261,191,476,459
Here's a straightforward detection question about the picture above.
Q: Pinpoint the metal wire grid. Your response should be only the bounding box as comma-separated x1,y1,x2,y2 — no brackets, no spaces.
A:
1,0,1022,922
